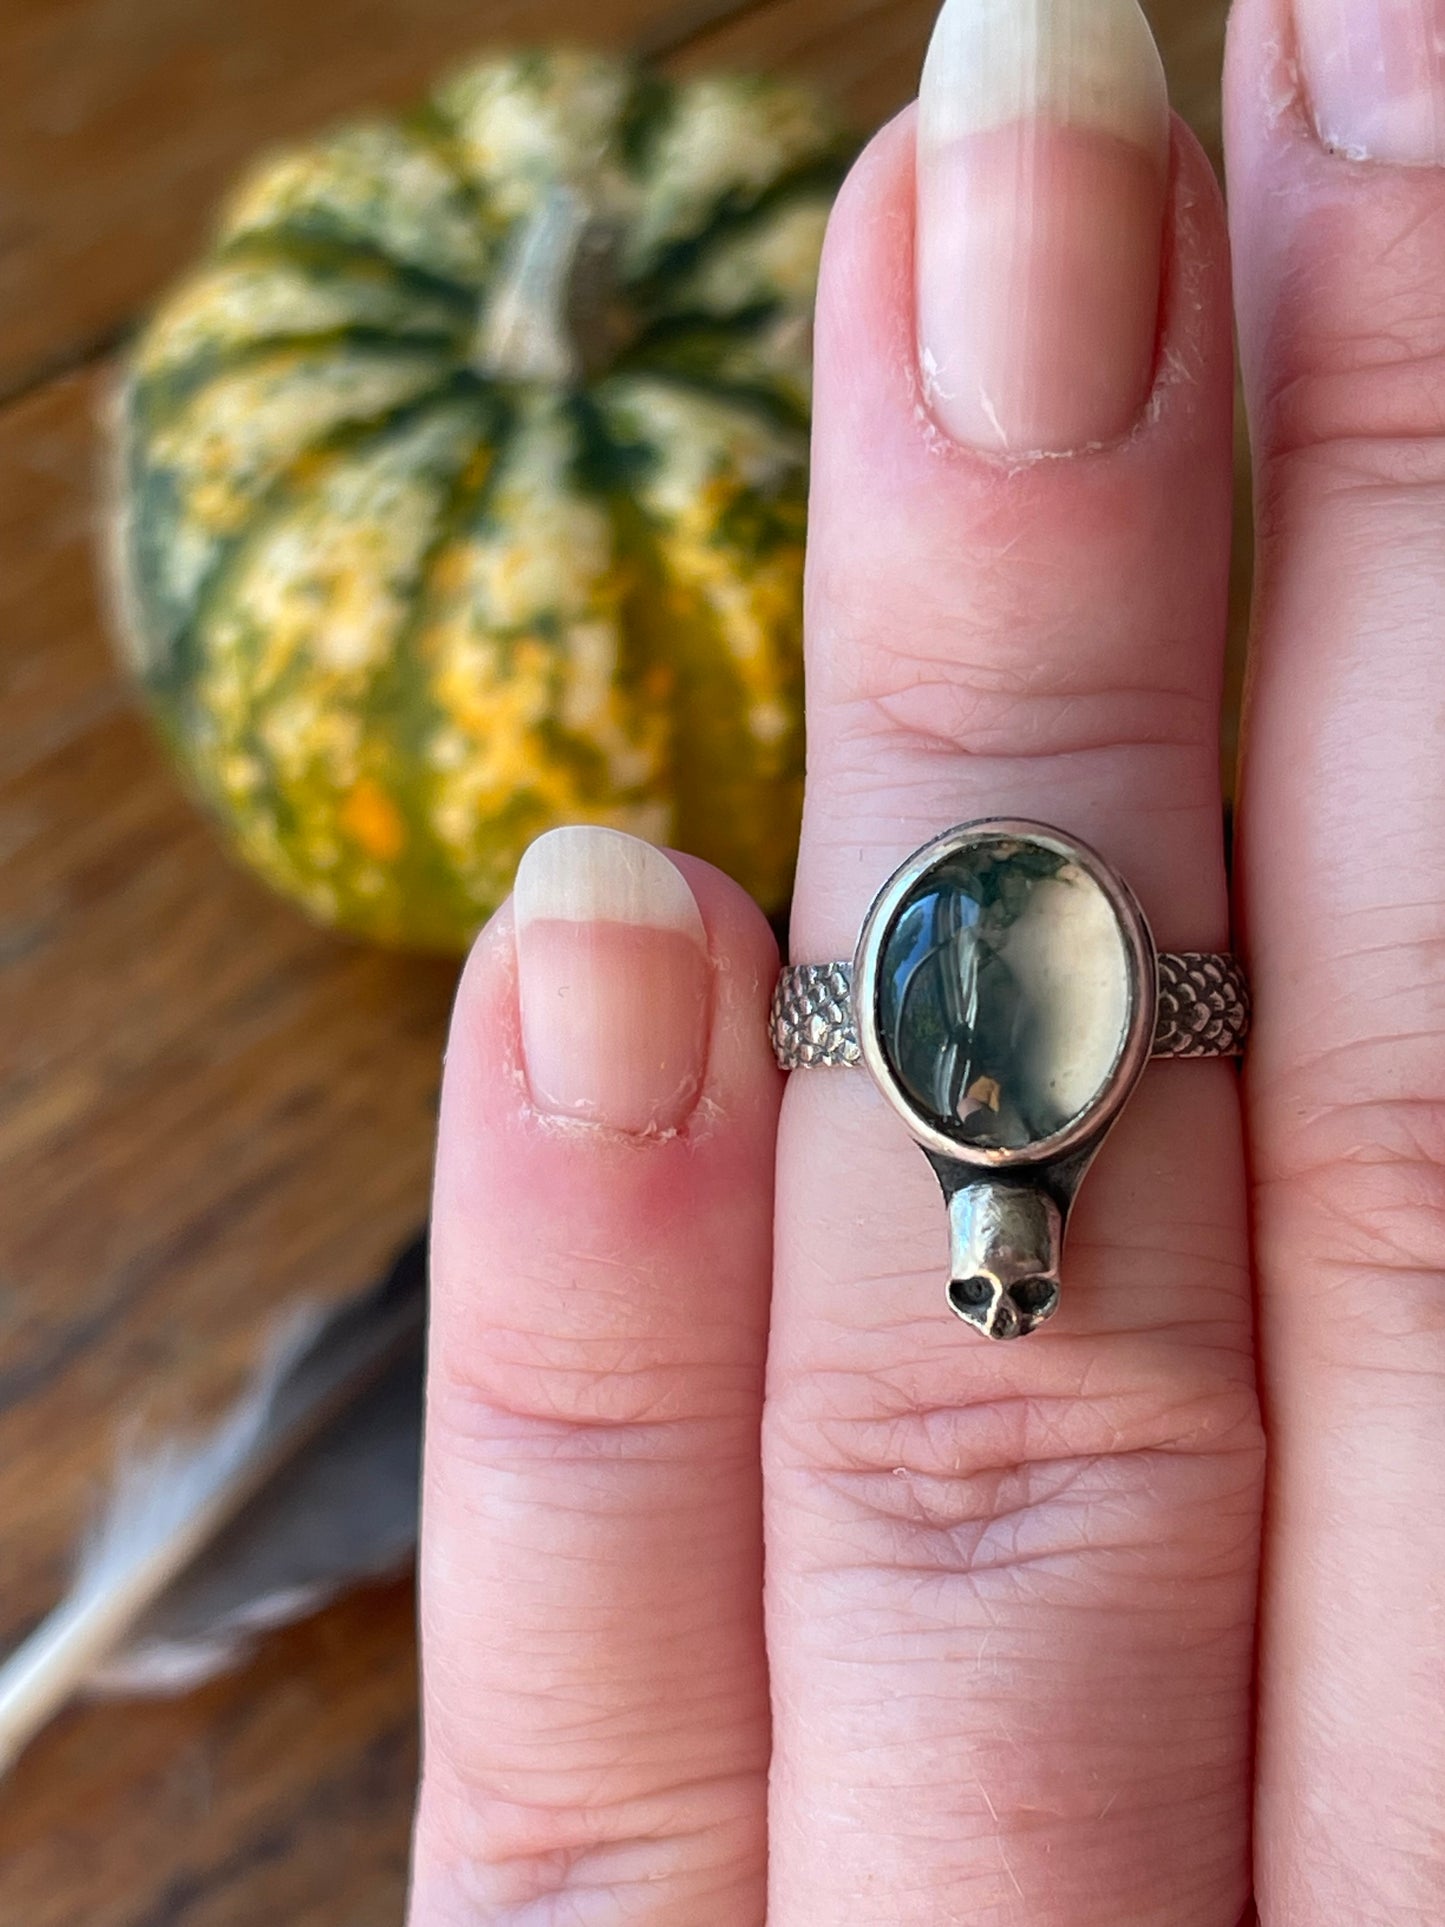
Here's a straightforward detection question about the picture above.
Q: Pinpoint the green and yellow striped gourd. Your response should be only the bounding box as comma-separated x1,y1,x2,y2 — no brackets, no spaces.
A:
113,49,849,950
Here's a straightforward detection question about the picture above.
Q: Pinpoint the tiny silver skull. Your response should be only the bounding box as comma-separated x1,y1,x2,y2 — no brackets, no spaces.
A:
946,1182,1063,1340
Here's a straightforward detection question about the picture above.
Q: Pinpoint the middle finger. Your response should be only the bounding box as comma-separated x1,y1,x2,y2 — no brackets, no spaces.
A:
765,4,1260,1923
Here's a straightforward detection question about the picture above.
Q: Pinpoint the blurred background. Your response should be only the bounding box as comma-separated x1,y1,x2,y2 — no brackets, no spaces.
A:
0,1,1240,1920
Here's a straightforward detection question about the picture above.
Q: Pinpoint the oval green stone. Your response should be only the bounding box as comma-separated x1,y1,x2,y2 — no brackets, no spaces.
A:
875,833,1133,1152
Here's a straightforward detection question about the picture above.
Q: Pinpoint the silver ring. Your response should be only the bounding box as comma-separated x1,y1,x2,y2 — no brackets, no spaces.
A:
771,820,1249,1342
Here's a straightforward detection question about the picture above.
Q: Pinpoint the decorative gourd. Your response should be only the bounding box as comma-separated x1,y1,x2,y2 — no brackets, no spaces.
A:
113,50,849,950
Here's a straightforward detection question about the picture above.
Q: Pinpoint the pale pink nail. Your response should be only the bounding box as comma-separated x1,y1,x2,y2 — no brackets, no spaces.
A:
513,827,710,1135
1295,0,1445,166
916,0,1171,455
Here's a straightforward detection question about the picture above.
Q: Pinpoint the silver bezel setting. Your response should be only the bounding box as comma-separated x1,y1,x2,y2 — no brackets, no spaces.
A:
852,819,1159,1170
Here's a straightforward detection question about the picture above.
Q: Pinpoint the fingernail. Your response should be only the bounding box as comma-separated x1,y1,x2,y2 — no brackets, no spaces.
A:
513,827,710,1134
1295,0,1445,166
916,0,1171,454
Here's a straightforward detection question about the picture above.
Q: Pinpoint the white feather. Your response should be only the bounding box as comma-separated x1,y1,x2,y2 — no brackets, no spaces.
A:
91,1584,326,1697
0,1308,325,1774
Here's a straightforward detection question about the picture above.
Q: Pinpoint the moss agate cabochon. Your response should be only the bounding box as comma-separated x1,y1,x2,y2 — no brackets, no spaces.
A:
873,831,1137,1155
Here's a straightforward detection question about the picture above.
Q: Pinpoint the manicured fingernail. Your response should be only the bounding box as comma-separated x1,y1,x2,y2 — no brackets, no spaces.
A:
513,827,710,1134
1295,0,1445,166
916,0,1171,454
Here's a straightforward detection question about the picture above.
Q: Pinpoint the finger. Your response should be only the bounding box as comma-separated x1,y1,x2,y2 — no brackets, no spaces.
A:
764,3,1260,1922
410,828,779,1925
1225,0,1445,1918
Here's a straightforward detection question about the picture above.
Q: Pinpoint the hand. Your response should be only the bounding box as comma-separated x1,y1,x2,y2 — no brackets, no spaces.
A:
408,0,1445,1918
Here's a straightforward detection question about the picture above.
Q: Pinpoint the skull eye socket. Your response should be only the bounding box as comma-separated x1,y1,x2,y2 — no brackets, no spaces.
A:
948,1276,994,1315
1010,1278,1059,1318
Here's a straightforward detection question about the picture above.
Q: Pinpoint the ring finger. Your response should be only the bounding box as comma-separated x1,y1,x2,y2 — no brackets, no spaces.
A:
765,4,1261,1923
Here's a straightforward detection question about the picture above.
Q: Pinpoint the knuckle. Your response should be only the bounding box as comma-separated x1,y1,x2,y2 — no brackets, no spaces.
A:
805,463,1224,799
429,1361,745,1466
431,1302,758,1445
855,674,1210,767
1268,328,1445,466
821,674,1219,824
414,1776,760,1925
810,568,1216,786
1261,1093,1445,1356
1264,197,1445,483
434,1271,762,1436
770,1342,1263,1574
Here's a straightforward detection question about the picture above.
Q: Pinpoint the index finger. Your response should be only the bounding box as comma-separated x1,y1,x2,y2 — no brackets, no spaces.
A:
412,836,780,1922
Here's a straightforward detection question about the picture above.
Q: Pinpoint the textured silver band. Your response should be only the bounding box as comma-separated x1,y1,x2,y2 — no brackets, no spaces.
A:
771,952,1250,1072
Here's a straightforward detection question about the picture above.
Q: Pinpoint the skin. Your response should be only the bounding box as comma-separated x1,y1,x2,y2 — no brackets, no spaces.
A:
410,0,1445,1919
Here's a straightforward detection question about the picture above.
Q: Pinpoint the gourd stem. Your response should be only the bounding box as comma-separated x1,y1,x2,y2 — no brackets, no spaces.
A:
472,185,625,385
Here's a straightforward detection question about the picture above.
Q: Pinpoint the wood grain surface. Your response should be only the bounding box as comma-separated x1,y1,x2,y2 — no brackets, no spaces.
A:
0,3,1234,1921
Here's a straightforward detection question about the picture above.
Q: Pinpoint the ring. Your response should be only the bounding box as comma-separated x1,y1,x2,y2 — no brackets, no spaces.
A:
771,820,1249,1342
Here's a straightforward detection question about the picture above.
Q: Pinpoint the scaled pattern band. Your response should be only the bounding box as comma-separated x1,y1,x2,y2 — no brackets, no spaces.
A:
772,952,1250,1072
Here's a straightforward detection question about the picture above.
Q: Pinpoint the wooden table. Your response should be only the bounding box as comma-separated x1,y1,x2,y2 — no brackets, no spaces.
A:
0,2,1237,1919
